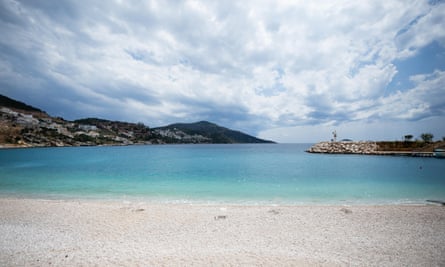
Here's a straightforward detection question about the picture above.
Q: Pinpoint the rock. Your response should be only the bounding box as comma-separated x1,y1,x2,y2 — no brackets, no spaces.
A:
340,208,352,214
307,141,378,154
268,209,280,215
132,208,145,212
214,215,227,220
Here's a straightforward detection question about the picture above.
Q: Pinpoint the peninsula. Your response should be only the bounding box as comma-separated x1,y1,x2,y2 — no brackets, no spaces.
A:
0,95,273,148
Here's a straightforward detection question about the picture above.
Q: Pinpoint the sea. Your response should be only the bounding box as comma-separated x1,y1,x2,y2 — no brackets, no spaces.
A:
0,144,444,205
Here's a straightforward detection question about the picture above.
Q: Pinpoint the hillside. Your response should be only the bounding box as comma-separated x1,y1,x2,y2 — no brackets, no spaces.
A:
0,95,45,114
0,94,274,147
154,121,274,144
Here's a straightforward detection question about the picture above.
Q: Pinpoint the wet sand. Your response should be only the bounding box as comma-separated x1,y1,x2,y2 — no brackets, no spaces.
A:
1,198,444,266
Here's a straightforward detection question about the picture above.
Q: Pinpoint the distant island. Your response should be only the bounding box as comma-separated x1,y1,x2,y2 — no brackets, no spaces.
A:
0,94,274,148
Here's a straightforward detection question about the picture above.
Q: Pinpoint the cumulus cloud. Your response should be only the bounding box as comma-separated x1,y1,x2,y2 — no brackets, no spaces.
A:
0,0,444,140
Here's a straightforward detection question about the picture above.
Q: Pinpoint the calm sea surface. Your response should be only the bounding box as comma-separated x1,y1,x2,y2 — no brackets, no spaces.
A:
0,144,444,204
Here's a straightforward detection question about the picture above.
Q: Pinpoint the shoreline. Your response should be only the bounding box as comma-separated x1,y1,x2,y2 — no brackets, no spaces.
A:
1,197,444,266
306,141,444,158
1,193,442,207
2,196,443,211
308,150,435,157
0,142,277,150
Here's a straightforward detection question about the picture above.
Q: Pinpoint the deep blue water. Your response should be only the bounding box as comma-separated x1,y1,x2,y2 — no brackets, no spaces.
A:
0,144,444,204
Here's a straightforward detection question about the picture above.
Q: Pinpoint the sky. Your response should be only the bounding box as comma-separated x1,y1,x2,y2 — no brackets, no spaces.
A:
1,0,444,143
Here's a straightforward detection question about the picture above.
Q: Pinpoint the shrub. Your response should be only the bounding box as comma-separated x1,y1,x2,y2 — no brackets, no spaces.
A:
420,133,434,143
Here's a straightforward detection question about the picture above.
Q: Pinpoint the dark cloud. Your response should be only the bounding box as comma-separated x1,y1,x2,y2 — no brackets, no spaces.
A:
0,0,444,140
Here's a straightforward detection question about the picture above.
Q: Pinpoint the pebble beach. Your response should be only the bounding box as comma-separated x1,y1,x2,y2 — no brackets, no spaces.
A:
1,198,444,266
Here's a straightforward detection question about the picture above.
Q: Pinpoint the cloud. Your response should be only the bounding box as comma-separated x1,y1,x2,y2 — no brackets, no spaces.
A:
379,70,445,120
395,2,445,58
0,0,444,141
258,116,445,143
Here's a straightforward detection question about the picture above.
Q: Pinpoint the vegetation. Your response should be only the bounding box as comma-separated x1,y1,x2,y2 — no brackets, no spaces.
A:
404,134,413,142
377,141,427,151
0,95,44,113
1,95,274,147
420,133,434,143
154,121,274,144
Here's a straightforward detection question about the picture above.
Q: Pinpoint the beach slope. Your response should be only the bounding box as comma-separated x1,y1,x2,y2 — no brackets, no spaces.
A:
1,198,444,266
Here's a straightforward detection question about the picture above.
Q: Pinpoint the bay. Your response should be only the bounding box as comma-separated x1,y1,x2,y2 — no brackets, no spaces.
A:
0,144,444,204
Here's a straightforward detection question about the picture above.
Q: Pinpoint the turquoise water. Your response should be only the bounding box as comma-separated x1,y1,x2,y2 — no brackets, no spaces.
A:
0,144,444,204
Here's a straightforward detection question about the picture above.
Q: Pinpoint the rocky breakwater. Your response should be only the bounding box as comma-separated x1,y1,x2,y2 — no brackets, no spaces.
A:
307,141,378,154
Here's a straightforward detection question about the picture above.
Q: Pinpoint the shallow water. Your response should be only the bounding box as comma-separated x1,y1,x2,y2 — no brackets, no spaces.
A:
0,144,444,204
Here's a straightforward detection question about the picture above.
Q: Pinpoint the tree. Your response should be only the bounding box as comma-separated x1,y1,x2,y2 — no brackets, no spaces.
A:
404,134,413,142
420,133,434,143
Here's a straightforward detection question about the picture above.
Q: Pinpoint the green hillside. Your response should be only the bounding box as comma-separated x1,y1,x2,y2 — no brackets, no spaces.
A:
154,121,274,144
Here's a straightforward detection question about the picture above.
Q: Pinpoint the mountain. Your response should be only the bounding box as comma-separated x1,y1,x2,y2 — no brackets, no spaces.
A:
0,95,45,114
0,94,274,147
154,121,274,144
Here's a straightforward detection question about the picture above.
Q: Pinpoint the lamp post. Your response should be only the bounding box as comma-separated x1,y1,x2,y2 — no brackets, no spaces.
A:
332,130,337,142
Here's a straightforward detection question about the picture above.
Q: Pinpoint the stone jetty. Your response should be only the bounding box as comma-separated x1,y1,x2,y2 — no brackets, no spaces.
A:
306,141,379,154
306,141,437,157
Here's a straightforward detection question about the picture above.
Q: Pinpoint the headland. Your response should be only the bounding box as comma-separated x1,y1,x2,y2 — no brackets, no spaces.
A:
0,94,273,148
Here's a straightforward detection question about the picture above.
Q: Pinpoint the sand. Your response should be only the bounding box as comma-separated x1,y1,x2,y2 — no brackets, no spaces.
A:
0,198,444,266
